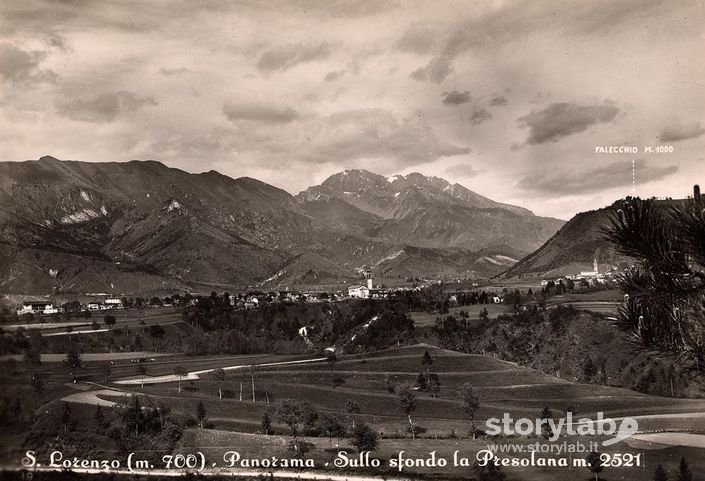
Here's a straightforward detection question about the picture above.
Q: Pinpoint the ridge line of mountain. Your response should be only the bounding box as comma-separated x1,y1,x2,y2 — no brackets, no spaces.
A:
0,156,568,293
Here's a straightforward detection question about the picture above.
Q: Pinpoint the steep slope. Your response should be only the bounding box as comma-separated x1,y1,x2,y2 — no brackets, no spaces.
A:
256,251,358,289
501,198,687,278
0,157,305,293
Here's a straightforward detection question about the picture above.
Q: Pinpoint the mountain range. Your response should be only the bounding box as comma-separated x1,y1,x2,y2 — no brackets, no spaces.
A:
0,156,564,294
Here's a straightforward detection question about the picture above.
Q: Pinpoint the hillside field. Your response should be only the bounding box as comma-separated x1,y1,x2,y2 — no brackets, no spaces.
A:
12,344,703,481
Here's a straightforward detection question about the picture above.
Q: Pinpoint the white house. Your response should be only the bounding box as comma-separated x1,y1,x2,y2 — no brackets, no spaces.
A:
105,298,123,308
16,302,57,315
348,285,369,298
43,305,60,314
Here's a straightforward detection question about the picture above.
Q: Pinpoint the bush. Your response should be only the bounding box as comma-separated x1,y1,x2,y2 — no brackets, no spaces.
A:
352,423,378,452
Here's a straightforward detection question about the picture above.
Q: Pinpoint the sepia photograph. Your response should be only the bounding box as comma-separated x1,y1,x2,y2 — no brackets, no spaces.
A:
0,1,704,480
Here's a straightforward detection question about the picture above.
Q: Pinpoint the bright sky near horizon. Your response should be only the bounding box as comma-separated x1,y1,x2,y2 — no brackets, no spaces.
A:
1,0,703,219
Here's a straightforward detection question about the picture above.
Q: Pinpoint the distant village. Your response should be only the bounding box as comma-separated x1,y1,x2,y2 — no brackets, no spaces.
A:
11,267,427,318
8,260,622,320
539,258,617,291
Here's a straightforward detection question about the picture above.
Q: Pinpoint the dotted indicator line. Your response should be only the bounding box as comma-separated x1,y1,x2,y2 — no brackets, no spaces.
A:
632,159,636,194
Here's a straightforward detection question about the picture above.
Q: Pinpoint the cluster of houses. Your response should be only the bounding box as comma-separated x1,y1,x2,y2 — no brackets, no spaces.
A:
345,268,425,299
16,298,125,316
16,302,61,316
347,284,388,299
14,270,425,316
540,259,615,289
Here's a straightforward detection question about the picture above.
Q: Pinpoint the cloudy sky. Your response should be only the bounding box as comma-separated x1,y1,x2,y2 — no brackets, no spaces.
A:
1,0,703,219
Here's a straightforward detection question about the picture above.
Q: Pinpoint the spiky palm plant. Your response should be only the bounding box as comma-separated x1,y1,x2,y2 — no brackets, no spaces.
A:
603,186,705,367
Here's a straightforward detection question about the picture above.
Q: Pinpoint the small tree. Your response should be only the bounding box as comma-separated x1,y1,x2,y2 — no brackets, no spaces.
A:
352,422,378,453
66,346,82,383
301,403,319,436
137,363,147,389
326,351,337,385
458,382,480,438
173,366,187,394
103,314,116,329
586,451,603,481
249,364,256,403
23,347,41,367
583,357,597,381
540,406,554,439
261,411,272,435
95,404,104,425
421,350,433,384
31,372,44,396
677,457,693,481
320,414,345,448
416,372,428,391
100,363,112,382
429,373,441,398
396,383,417,439
127,395,143,436
66,348,82,369
196,401,207,429
654,463,669,481
148,324,165,351
60,402,72,432
276,399,305,455
210,368,226,399
475,458,506,481
345,400,360,430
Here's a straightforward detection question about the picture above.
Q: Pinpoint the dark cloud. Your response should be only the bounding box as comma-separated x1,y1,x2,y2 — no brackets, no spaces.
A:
45,33,70,51
302,109,470,168
395,23,437,54
56,91,157,123
658,122,705,142
409,0,672,84
489,95,508,107
257,43,331,72
159,67,190,76
223,102,299,124
445,163,483,178
0,0,160,36
410,55,452,83
324,70,345,82
280,0,398,18
468,106,491,125
517,102,619,145
516,159,677,195
442,90,471,105
0,43,57,87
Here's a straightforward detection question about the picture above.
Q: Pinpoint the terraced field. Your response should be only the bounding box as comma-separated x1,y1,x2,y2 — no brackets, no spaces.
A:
37,344,701,479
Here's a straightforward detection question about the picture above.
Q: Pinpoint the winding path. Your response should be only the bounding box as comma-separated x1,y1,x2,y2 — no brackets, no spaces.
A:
113,357,328,385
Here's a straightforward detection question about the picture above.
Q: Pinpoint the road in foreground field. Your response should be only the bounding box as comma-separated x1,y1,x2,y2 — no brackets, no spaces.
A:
61,388,126,407
113,357,328,385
